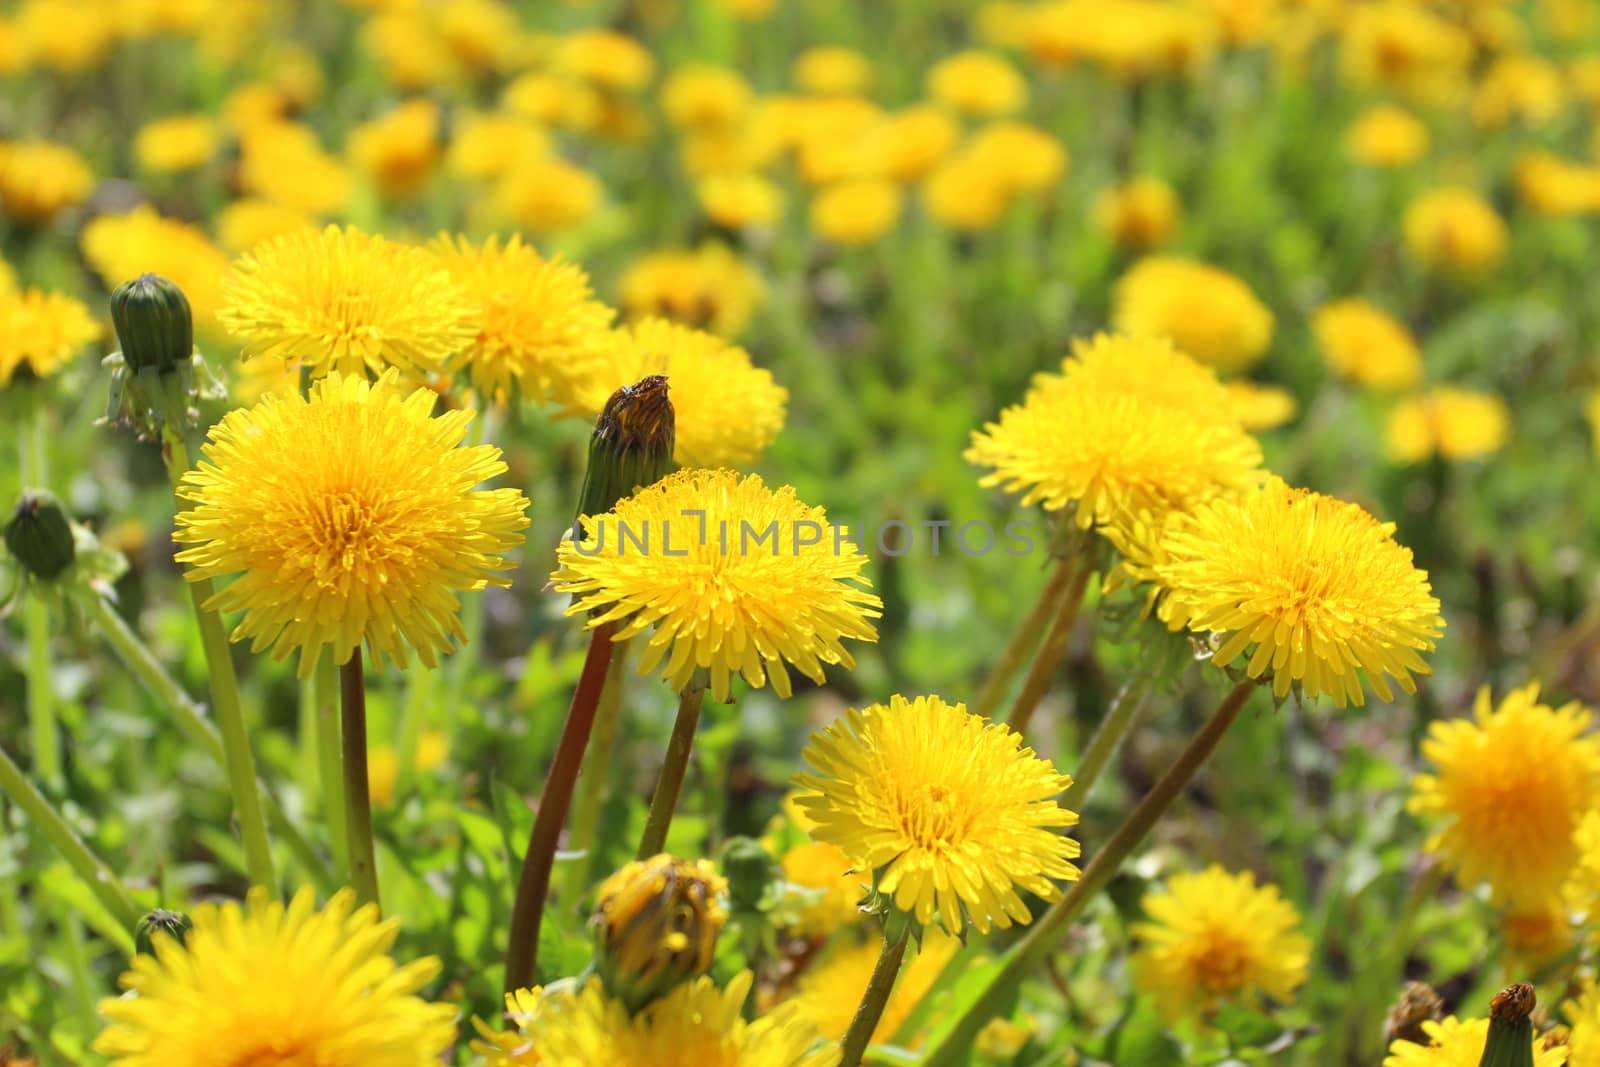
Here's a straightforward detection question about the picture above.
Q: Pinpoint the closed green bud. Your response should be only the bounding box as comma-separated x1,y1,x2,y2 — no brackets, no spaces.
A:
4,491,75,580
111,274,193,376
573,375,675,531
592,854,727,1012
721,836,776,914
135,908,193,956
1478,983,1537,1067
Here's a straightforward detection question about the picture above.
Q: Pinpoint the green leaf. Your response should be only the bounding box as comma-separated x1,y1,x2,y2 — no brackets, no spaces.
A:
1213,1005,1284,1051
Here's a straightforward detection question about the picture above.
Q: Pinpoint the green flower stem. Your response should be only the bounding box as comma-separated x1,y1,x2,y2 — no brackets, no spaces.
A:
920,680,1257,1067
564,641,631,902
505,622,618,996
637,673,708,859
1005,560,1093,737
315,656,349,879
0,742,141,933
340,650,381,910
839,921,913,1067
971,554,1076,720
81,591,330,890
1059,680,1153,812
166,434,277,893
19,412,60,791
23,597,59,792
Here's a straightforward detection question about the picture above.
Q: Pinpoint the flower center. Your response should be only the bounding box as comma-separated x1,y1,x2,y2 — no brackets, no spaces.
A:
1191,929,1253,996
899,782,969,850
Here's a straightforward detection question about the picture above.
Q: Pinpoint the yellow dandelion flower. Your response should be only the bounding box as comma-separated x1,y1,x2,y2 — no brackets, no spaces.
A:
559,28,654,91
430,233,613,407
1157,478,1443,707
238,123,352,216
779,840,866,937
215,197,316,255
698,171,785,229
1473,53,1565,129
966,121,1069,194
1403,188,1508,277
1385,1016,1568,1067
448,111,549,181
921,155,1012,232
1566,976,1600,1067
784,929,960,1044
618,245,762,338
966,333,1264,529
471,987,545,1067
793,45,871,96
174,370,531,678
794,694,1080,935
94,888,455,1067
1385,387,1510,463
0,288,99,387
663,66,754,130
553,469,880,702
220,225,477,381
1346,104,1430,169
810,179,903,246
531,973,835,1067
880,106,960,183
369,744,400,808
494,155,603,233
133,114,216,173
1224,381,1297,432
569,318,787,468
1131,865,1311,1022
82,205,232,337
1565,809,1600,921
1340,2,1472,103
1502,906,1577,975
350,98,442,201
361,10,453,93
1094,177,1181,249
0,139,93,223
1113,256,1274,373
1314,298,1424,392
1410,683,1600,912
927,50,1027,116
1514,151,1600,218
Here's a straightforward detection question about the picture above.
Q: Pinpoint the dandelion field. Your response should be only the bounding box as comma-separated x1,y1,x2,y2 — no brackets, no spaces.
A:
3,0,1600,1064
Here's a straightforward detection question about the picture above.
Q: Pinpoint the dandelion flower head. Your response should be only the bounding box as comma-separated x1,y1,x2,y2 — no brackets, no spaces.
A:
966,332,1264,529
1385,387,1510,463
1112,255,1274,373
430,232,614,407
782,929,960,1044
1409,682,1600,912
220,224,477,381
794,693,1081,935
531,973,837,1067
553,469,881,702
1131,865,1311,1022
0,288,99,387
1156,477,1443,707
174,370,531,678
94,888,455,1067
1314,298,1424,392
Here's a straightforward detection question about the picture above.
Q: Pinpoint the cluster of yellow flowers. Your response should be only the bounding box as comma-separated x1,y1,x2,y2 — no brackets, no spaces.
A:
4,0,1600,1064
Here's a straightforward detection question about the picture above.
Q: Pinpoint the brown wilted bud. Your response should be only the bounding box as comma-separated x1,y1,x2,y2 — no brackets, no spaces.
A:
1480,982,1538,1067
573,374,675,529
1384,981,1445,1048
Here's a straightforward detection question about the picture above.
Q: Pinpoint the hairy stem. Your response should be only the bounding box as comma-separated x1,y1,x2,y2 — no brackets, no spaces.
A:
340,650,380,910
504,623,617,995
637,675,707,859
